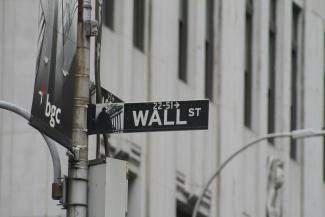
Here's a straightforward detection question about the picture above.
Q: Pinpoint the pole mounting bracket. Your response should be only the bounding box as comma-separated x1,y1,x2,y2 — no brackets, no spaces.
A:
85,20,98,37
66,146,81,161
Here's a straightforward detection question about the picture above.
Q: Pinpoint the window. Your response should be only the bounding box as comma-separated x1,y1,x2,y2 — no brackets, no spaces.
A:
267,0,277,144
177,208,191,217
323,95,325,183
178,0,188,82
133,0,145,51
323,145,325,184
103,0,114,29
205,0,214,100
290,4,301,160
323,140,325,183
323,33,325,182
244,0,253,128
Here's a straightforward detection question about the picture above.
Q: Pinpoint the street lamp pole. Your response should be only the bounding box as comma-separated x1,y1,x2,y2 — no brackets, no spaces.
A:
0,100,62,199
192,129,325,217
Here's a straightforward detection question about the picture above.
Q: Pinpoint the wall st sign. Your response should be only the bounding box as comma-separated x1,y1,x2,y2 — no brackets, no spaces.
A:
88,100,209,134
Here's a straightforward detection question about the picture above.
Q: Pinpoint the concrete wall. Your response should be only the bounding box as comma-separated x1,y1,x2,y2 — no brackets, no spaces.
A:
302,1,325,216
0,0,325,217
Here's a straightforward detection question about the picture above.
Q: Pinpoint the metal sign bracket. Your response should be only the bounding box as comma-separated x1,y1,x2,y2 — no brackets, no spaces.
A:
85,20,98,37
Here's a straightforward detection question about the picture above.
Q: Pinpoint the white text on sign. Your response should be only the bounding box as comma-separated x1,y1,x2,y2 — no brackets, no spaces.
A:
133,109,188,127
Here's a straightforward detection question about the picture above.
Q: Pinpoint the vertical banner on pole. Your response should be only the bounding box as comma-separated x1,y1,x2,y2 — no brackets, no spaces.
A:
30,0,78,150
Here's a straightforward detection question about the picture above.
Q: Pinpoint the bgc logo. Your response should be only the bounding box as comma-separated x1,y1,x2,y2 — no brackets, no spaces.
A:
39,90,62,128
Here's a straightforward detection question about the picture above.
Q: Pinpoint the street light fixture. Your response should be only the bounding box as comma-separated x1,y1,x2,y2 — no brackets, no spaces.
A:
0,100,62,199
192,129,325,217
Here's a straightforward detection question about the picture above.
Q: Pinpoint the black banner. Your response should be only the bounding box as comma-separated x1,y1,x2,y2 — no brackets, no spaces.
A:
30,0,78,149
88,100,209,134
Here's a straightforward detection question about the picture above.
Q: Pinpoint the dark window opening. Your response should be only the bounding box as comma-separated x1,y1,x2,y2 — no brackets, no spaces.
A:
323,133,325,182
133,0,145,51
176,201,192,217
290,4,301,160
323,141,325,182
178,0,188,82
177,209,191,217
103,0,114,29
323,112,325,182
244,0,253,128
323,33,325,182
205,0,214,100
290,48,298,159
268,0,277,144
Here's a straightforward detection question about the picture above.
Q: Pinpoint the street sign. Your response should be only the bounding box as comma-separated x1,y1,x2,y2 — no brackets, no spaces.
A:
87,100,209,134
89,82,124,104
30,0,78,149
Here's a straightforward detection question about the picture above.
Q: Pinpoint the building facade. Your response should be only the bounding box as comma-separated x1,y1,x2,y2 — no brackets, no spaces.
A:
1,0,325,217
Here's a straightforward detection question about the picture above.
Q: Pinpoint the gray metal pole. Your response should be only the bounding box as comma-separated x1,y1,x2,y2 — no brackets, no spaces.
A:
95,0,110,158
191,132,292,217
67,0,91,216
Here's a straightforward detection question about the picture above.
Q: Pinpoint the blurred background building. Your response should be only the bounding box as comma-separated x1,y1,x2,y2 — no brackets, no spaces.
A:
1,0,325,217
